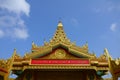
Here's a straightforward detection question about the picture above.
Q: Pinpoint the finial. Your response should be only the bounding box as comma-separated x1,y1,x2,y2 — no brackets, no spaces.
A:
104,48,108,57
57,20,63,27
32,41,37,48
104,48,108,55
13,48,17,57
13,48,17,53
32,41,34,44
32,41,35,48
7,48,17,78
58,20,62,23
58,17,62,22
104,48,112,60
85,41,88,46
44,38,48,46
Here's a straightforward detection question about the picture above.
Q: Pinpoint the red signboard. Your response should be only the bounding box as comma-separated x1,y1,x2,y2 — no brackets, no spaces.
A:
31,59,89,65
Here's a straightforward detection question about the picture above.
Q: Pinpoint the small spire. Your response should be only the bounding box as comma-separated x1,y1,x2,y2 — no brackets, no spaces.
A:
58,20,62,23
49,21,71,44
13,48,17,54
32,41,37,48
12,48,17,58
104,48,109,56
57,21,63,27
104,48,112,60
85,41,88,46
7,48,17,78
32,41,34,45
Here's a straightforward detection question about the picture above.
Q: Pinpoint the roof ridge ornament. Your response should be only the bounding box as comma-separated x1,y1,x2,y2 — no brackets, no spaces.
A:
57,20,63,27
32,41,38,48
104,48,112,60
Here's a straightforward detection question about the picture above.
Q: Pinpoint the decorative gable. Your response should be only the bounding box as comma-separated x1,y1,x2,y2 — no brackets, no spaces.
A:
35,47,89,59
24,21,96,59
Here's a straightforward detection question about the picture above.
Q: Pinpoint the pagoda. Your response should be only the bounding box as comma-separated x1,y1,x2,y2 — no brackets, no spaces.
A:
11,21,109,80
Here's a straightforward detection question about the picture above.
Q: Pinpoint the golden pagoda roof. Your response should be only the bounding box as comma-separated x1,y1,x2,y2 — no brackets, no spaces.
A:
11,22,109,72
50,21,70,44
23,21,97,59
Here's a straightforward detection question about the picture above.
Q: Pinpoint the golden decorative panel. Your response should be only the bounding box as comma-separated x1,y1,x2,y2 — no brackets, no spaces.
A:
55,49,66,59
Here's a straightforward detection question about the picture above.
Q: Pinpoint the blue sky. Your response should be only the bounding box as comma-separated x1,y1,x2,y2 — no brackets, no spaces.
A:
0,0,120,59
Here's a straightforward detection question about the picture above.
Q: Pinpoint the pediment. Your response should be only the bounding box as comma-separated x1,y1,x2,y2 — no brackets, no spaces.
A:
33,46,89,59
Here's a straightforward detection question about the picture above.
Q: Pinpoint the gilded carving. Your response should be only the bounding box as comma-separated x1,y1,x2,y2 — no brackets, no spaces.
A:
55,49,66,59
0,59,7,68
98,54,107,60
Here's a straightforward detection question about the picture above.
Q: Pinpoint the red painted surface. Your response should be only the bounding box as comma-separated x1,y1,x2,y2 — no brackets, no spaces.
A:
114,69,120,74
31,59,89,64
0,67,8,73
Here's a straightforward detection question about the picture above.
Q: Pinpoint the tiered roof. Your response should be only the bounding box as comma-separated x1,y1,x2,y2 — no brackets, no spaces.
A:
25,21,96,59
11,22,109,76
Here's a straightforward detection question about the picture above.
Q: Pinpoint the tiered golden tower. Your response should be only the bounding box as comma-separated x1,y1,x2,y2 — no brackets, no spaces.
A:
0,21,119,80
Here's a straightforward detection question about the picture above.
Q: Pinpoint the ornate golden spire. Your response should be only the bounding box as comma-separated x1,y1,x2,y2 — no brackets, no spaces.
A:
32,41,38,48
50,21,70,44
57,21,63,27
104,48,112,60
5,49,17,79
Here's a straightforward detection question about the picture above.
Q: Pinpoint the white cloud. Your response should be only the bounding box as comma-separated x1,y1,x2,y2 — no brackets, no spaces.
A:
93,1,120,14
13,28,29,39
0,0,30,16
0,16,29,39
0,16,17,27
110,23,117,32
0,0,30,39
0,30,4,38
